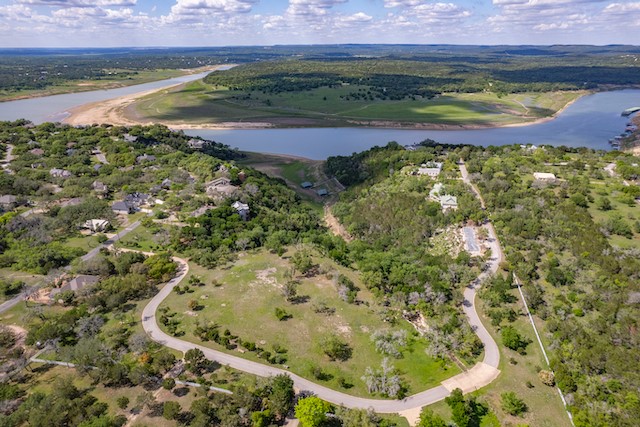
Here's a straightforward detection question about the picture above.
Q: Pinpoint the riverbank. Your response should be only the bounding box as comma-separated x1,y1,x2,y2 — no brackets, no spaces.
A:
0,66,223,104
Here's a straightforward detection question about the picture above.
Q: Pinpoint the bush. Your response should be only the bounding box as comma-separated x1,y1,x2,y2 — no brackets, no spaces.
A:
274,307,291,321
162,378,176,390
320,334,352,361
500,391,528,416
116,396,130,410
162,401,181,420
501,326,530,353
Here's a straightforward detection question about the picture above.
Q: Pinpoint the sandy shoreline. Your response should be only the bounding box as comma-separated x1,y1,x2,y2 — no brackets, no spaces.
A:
63,80,587,131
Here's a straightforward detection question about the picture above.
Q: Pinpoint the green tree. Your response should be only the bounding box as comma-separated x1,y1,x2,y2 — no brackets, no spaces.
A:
116,396,129,410
320,334,352,361
268,374,295,420
162,400,181,420
500,391,528,416
445,389,472,427
294,396,332,427
418,408,447,427
162,378,176,390
501,326,530,352
251,409,273,427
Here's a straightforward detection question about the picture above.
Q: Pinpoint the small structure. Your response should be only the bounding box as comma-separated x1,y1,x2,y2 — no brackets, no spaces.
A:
82,219,110,233
124,193,151,210
49,168,72,179
188,138,207,149
232,201,250,220
29,148,44,156
92,180,108,196
0,195,17,208
429,183,444,201
533,172,556,182
206,177,237,200
136,154,156,164
123,133,138,143
440,195,458,211
417,162,443,178
51,274,100,299
301,181,313,189
112,201,133,214
191,205,215,217
316,188,329,197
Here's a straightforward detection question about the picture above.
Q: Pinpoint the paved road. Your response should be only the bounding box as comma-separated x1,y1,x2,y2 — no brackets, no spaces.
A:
141,234,502,417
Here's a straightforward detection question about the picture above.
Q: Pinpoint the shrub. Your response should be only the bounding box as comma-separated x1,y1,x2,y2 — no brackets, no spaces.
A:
500,391,528,416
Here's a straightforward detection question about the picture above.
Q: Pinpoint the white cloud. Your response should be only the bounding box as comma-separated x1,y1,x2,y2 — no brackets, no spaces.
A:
286,0,347,17
18,0,137,7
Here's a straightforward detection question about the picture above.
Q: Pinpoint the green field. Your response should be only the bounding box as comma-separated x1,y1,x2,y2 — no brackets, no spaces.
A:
129,79,583,128
158,248,460,398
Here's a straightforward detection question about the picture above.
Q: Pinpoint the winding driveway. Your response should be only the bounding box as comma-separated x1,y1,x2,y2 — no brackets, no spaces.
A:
141,199,503,422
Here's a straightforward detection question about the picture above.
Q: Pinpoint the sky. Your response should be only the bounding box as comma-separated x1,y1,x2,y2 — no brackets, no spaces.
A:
0,0,639,47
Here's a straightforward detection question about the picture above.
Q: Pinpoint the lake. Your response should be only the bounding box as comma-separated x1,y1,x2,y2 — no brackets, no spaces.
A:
0,70,637,159
187,90,640,159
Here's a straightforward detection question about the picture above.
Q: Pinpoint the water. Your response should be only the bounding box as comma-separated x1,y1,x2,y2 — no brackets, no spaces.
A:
0,69,221,123
187,90,640,159
0,70,637,159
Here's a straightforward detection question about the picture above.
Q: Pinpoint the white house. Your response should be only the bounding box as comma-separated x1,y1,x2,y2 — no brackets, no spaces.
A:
533,172,556,182
417,162,443,178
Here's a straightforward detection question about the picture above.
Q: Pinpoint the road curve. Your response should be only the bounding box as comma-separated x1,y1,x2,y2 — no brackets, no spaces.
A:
141,229,502,415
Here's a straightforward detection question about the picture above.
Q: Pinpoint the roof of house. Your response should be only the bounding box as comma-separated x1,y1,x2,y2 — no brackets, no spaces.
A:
51,274,100,298
0,195,17,205
83,219,110,230
533,172,556,180
112,201,132,212
232,201,249,211
440,195,458,206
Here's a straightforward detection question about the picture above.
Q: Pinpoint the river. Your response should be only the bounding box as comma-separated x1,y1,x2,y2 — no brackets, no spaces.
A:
0,70,637,159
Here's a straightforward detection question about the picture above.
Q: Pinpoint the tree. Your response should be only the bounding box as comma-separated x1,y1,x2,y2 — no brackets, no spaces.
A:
294,396,332,427
268,374,295,420
162,377,176,390
418,408,447,427
501,391,528,416
596,197,612,211
501,326,530,352
251,410,273,427
291,250,314,276
320,334,352,361
185,348,209,375
162,401,181,420
445,388,471,427
116,396,129,410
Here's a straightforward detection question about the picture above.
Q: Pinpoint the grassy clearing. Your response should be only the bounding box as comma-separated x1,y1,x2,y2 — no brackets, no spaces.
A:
130,80,584,127
158,248,459,398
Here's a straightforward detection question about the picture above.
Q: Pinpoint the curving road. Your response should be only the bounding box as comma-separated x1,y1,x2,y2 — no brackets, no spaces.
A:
141,220,502,419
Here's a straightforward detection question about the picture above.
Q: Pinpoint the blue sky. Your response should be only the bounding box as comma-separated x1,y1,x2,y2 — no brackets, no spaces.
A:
0,0,639,47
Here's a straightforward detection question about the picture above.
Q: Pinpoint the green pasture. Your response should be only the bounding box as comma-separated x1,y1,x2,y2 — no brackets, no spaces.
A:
158,249,459,398
130,79,583,127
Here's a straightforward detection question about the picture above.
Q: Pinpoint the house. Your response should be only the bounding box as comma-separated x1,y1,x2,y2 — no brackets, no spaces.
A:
440,195,458,211
112,201,133,214
0,195,17,207
187,138,207,149
50,274,100,299
316,188,329,197
92,180,108,195
82,219,110,233
50,168,72,178
29,148,44,156
533,172,556,182
301,181,313,189
191,205,215,217
417,162,443,178
232,201,250,220
136,154,156,164
123,133,138,143
125,193,151,209
206,177,236,199
429,183,444,201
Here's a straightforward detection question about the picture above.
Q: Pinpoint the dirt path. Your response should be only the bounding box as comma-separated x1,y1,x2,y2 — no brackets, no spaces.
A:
323,205,352,242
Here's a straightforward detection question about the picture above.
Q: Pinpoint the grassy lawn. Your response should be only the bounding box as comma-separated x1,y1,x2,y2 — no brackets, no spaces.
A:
64,234,101,252
130,80,584,127
158,248,459,398
0,268,44,302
